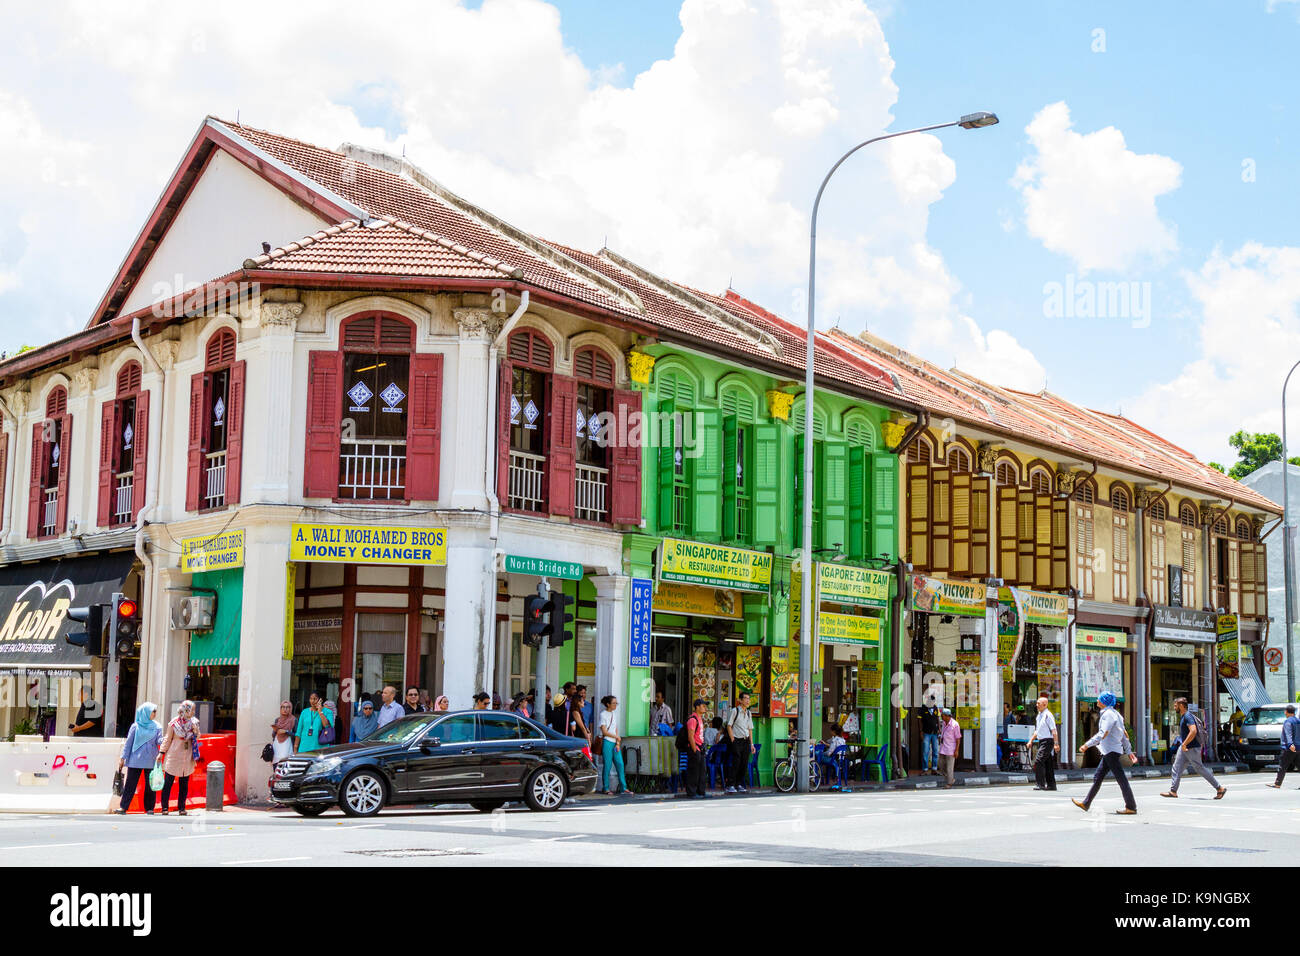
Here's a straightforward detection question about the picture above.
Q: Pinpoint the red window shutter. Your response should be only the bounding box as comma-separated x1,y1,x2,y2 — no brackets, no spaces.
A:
186,372,205,511
27,422,42,538
224,360,246,505
548,375,577,517
97,401,117,526
132,390,150,520
304,351,343,498
55,414,71,534
497,359,514,505
407,353,443,501
610,388,642,525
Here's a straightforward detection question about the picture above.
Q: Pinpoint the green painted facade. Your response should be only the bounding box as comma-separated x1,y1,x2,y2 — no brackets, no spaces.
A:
622,348,901,784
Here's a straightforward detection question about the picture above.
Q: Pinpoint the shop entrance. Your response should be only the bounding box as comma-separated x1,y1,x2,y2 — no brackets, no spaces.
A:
354,612,407,705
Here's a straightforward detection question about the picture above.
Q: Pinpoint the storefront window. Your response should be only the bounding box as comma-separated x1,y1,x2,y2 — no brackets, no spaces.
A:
354,613,406,705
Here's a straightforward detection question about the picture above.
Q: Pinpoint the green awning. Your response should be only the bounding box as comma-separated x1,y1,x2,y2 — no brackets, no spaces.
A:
187,568,243,667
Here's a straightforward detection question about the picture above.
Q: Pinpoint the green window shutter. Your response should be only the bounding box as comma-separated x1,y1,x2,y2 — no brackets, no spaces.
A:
691,406,722,539
657,398,676,533
822,441,849,555
871,452,899,560
794,433,806,549
848,445,867,560
723,414,738,540
752,423,781,546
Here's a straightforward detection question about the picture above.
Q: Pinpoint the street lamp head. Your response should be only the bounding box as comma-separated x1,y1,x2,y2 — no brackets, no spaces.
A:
958,111,999,129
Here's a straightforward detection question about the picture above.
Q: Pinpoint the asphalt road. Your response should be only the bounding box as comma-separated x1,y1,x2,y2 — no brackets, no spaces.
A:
3,774,1296,866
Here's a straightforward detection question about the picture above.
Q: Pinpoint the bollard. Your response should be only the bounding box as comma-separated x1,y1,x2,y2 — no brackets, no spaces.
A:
205,761,225,812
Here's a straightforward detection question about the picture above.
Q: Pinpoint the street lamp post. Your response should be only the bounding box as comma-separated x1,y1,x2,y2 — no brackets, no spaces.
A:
796,112,999,792
1283,361,1300,702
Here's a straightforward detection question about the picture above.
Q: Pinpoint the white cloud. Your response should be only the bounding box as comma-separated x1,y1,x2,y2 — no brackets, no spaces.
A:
0,0,1042,389
1013,101,1182,274
1124,242,1300,465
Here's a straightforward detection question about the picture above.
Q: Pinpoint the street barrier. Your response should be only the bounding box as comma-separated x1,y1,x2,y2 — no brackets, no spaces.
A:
0,736,121,812
122,732,237,812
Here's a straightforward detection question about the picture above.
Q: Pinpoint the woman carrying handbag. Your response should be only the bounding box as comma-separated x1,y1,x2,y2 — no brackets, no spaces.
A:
158,700,202,816
1072,692,1138,815
114,703,162,815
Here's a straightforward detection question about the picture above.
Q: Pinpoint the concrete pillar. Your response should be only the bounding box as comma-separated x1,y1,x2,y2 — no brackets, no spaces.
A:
978,604,999,769
450,308,497,511
590,574,630,733
441,539,496,706
235,527,291,802
248,302,302,503
144,563,192,717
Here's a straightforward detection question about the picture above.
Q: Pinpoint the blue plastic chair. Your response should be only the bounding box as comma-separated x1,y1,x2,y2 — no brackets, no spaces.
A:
747,742,762,787
826,746,849,790
860,744,888,782
706,741,730,788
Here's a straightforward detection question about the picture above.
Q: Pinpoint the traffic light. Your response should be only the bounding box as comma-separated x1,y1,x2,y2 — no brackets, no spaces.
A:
551,591,576,646
522,583,554,649
111,593,141,659
65,604,106,656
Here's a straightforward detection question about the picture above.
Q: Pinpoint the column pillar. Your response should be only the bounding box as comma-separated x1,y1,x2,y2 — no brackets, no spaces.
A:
978,604,999,769
590,574,630,733
441,538,496,705
235,526,291,802
144,563,192,717
451,308,500,511
249,302,302,503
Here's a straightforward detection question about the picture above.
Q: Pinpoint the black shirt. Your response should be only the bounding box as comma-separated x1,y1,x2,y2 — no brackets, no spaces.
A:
1178,711,1201,748
72,702,104,737
918,706,940,735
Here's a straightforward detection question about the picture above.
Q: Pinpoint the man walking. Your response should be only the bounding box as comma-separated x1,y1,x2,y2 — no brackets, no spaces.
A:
1073,692,1137,815
1028,696,1059,791
376,685,404,729
1162,698,1226,800
1266,703,1300,789
684,699,709,798
938,708,961,788
917,696,941,775
724,691,754,794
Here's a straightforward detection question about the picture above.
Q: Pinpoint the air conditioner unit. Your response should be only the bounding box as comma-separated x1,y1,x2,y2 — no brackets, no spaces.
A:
170,593,216,631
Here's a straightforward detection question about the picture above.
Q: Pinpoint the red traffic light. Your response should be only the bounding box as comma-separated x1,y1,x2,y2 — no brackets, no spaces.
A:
117,598,138,618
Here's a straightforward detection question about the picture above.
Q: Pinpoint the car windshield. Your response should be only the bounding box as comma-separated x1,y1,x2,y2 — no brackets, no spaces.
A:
363,715,439,744
1244,708,1286,726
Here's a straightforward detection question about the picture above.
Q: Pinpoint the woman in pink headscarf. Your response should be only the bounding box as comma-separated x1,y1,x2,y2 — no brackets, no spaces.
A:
158,700,201,815
433,695,450,712
270,701,295,763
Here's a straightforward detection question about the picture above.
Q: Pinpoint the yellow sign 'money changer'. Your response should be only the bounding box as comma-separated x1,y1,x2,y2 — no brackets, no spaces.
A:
291,524,448,565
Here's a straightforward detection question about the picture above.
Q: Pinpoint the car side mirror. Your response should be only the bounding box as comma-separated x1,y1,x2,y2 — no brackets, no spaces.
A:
420,738,441,754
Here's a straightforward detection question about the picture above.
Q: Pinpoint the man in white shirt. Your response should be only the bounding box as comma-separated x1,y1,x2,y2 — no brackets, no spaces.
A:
1028,695,1059,791
724,691,754,794
376,684,405,729
649,690,673,734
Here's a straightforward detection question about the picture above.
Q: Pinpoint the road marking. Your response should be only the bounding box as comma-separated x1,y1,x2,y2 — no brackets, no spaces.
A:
169,832,246,840
317,823,385,831
532,833,586,842
221,856,311,865
648,826,708,835
0,842,91,851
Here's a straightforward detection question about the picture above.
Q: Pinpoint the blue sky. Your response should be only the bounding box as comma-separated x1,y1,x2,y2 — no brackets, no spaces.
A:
1,0,1297,466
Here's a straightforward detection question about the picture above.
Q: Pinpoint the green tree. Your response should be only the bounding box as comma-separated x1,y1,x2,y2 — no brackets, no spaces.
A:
1221,430,1300,480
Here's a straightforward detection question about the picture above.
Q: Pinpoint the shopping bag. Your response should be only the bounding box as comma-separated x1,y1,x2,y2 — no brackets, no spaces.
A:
112,769,124,797
149,765,165,791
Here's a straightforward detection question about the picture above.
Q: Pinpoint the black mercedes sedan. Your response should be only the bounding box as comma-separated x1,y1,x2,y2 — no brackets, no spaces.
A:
268,710,598,817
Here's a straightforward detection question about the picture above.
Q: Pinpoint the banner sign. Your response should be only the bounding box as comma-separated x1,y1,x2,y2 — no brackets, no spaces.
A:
629,578,653,668
504,555,583,580
181,530,246,573
658,538,772,593
816,563,890,609
652,581,743,620
1075,647,1124,702
1216,613,1240,680
1152,605,1217,644
1014,588,1068,628
910,575,984,617
290,524,447,565
856,660,883,709
817,611,882,647
283,562,296,661
735,646,763,709
1077,626,1129,649
955,648,981,729
769,645,798,717
1037,645,1062,719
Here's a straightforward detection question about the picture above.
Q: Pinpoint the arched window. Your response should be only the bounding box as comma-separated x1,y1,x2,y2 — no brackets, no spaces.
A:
1236,518,1252,541
99,361,149,527
995,459,1018,487
1214,516,1228,536
722,384,760,543
1029,468,1052,495
502,329,555,512
906,434,933,463
1074,480,1095,505
188,328,245,510
844,414,875,450
1110,486,1130,512
947,446,971,472
573,346,616,522
1149,499,1167,521
1180,502,1197,527
29,385,70,537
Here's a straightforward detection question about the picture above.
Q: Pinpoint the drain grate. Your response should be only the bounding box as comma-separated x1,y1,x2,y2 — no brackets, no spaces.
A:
348,847,480,858
1193,846,1264,854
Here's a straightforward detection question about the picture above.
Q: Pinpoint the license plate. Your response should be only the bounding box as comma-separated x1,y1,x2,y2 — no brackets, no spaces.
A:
274,781,293,791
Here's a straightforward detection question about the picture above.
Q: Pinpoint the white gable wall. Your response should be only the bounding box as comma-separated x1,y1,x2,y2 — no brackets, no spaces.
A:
119,148,329,317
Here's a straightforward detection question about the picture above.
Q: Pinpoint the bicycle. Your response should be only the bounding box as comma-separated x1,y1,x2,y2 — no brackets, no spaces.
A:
773,737,823,793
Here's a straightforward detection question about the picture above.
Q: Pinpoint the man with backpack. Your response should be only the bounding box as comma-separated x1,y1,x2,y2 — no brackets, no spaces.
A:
1161,698,1226,800
724,691,754,793
680,699,710,798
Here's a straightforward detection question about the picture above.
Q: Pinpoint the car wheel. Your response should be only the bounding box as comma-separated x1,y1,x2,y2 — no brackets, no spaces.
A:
340,770,387,817
292,803,328,817
524,767,568,811
471,800,505,813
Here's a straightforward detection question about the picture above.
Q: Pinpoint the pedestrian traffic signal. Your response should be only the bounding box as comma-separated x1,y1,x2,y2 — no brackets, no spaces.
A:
551,591,576,646
112,593,141,658
522,588,554,649
65,604,106,656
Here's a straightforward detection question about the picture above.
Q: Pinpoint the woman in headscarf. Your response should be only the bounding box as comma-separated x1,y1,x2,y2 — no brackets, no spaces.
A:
270,701,295,763
158,700,201,815
350,698,379,742
1073,691,1138,815
433,695,450,712
115,702,162,815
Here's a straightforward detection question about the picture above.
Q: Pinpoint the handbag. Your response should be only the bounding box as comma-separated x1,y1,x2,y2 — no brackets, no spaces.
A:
148,765,165,791
261,743,275,762
112,769,124,796
319,719,336,745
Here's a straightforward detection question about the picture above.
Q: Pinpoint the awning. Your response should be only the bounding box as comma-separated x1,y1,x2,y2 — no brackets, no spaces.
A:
0,551,136,670
187,566,242,667
1222,666,1272,712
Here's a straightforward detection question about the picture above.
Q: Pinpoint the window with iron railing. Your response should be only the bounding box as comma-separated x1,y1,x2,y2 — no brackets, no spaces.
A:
339,350,409,501
204,451,227,510
508,365,548,511
574,381,610,523
41,487,58,538
113,473,134,526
